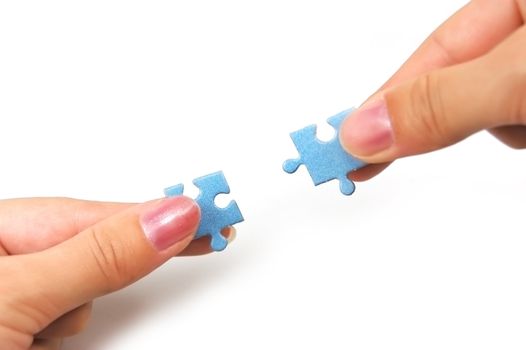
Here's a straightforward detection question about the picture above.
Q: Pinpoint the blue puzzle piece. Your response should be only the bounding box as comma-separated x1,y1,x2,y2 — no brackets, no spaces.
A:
283,109,367,195
164,171,244,251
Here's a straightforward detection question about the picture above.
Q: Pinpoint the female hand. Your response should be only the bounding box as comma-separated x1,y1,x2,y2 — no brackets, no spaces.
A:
340,0,526,179
0,196,233,350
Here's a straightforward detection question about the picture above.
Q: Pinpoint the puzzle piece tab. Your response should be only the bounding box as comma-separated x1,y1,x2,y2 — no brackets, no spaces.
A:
283,109,367,195
164,171,244,251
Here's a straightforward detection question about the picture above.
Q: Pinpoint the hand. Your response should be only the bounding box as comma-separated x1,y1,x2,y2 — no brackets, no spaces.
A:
340,0,526,180
0,197,233,350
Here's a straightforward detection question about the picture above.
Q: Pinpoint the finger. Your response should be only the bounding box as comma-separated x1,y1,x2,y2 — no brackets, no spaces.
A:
489,125,526,149
341,26,526,163
36,303,92,339
349,0,525,180
348,163,391,182
0,197,223,258
0,198,132,254
379,0,524,91
4,196,200,336
30,338,62,350
179,227,236,256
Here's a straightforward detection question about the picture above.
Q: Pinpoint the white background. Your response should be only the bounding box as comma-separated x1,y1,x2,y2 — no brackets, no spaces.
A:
1,0,525,349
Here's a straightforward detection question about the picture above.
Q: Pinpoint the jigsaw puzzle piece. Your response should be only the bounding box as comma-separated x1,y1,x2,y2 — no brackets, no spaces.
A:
164,183,184,197
164,171,244,251
193,172,244,251
326,109,366,171
283,109,367,195
283,124,316,174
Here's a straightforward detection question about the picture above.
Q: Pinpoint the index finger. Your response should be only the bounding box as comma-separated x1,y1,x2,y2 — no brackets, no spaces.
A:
351,0,525,181
0,197,233,256
380,0,524,91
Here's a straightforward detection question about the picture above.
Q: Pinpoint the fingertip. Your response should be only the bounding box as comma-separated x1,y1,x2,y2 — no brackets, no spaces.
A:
226,226,237,244
178,227,236,256
348,163,391,182
340,99,394,160
140,196,200,252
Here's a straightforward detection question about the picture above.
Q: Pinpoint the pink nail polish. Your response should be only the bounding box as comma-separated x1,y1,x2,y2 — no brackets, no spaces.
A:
340,98,394,156
140,196,199,251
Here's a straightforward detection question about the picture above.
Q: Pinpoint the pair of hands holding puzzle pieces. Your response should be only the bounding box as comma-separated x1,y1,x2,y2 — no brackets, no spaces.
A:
171,108,365,251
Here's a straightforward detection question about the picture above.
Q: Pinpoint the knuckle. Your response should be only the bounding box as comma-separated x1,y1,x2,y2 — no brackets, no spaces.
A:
0,261,51,333
408,73,449,147
0,324,31,350
429,30,456,66
85,225,128,293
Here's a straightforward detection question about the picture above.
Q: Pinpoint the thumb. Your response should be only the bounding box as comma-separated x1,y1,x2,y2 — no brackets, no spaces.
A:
8,196,199,332
340,41,524,163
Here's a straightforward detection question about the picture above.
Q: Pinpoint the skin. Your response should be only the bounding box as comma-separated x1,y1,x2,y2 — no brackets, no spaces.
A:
3,1,526,349
0,197,234,349
343,0,526,180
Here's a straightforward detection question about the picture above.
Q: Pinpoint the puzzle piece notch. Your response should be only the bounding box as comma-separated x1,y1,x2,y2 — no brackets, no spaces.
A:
283,109,367,196
164,171,244,251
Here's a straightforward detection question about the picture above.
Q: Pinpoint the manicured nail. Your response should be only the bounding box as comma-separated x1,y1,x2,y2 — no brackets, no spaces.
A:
140,196,200,251
340,98,394,157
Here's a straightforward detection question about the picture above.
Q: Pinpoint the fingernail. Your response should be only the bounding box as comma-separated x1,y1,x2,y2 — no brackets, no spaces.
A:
340,98,394,157
227,227,237,244
140,196,200,251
